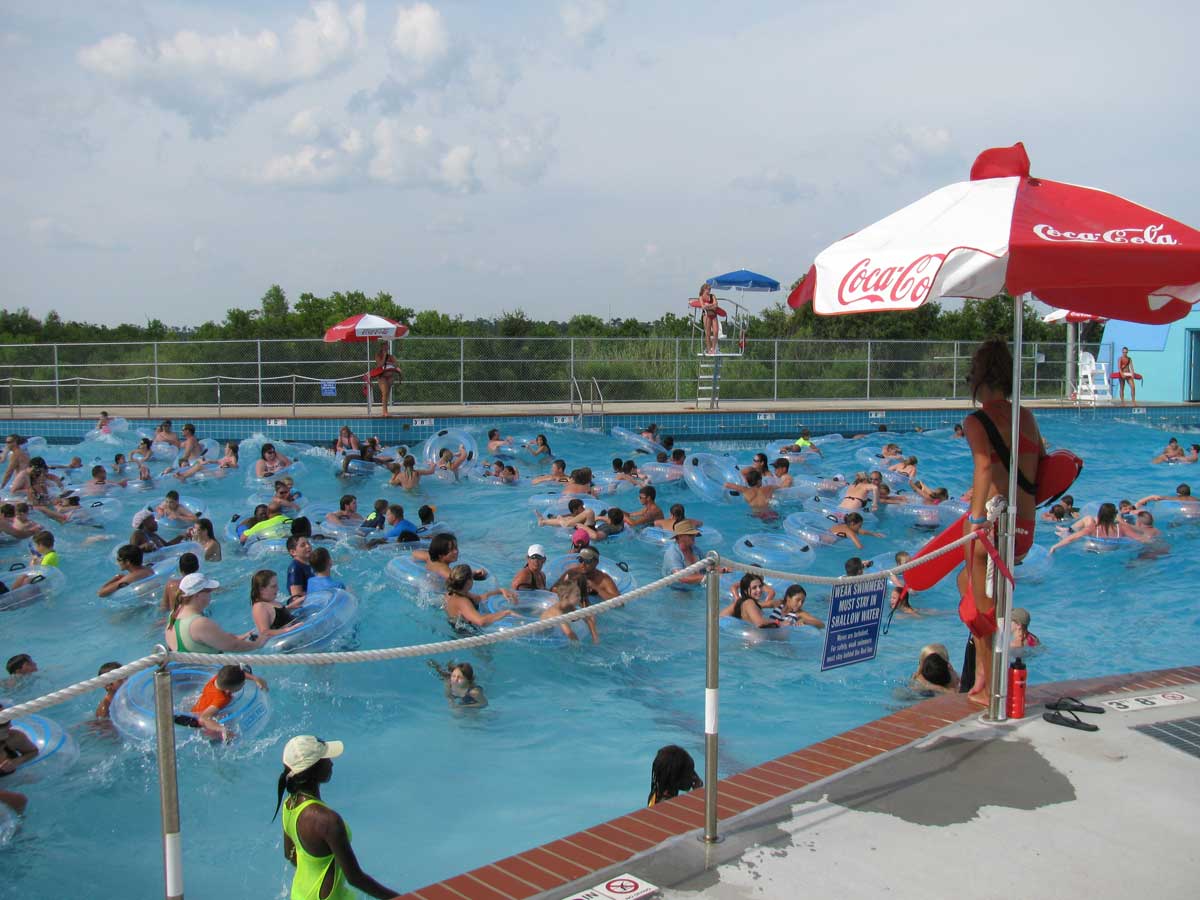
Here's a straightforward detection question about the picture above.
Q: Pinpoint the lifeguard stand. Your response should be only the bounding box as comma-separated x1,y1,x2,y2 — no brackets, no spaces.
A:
690,297,749,409
689,269,781,409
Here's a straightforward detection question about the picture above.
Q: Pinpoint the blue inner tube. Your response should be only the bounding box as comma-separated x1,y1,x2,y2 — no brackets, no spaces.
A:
790,475,846,497
385,555,495,595
637,462,686,486
526,493,606,516
1013,544,1053,582
261,588,359,653
1150,500,1200,523
334,455,380,477
67,496,123,526
783,512,842,546
479,590,582,642
610,426,667,455
719,615,820,644
6,714,79,784
421,429,478,466
684,454,742,504
109,664,272,745
543,554,636,595
637,525,724,549
102,560,177,608
889,502,950,529
0,565,66,612
732,533,815,570
156,496,206,530
1081,535,1139,554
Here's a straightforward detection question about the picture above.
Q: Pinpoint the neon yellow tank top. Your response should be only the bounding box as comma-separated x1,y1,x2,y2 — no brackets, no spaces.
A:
282,797,354,900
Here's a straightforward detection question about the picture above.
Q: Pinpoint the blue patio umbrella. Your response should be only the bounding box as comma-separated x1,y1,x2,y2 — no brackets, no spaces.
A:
705,269,780,292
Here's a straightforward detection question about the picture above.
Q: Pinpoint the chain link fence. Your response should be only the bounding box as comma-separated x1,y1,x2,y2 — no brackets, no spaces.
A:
0,337,1103,412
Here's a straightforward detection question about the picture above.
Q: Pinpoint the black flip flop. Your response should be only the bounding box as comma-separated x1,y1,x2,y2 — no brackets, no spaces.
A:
1046,697,1106,715
1043,709,1099,732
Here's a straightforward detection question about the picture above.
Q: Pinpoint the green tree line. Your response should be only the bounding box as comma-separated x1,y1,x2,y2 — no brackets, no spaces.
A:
1,284,1095,345
0,286,1097,407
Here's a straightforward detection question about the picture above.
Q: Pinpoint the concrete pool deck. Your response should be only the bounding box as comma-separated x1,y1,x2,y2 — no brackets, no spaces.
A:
392,666,1200,900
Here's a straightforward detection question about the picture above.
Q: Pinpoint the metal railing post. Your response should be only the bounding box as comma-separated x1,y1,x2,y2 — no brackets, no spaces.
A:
146,377,151,417
76,377,81,417
154,668,185,900
673,338,680,403
865,341,872,400
459,338,466,405
1032,342,1039,398
569,338,575,397
8,378,12,417
773,339,779,401
154,342,160,408
702,551,721,844
952,342,959,399
291,374,297,417
216,376,222,415
53,344,60,409
256,340,263,408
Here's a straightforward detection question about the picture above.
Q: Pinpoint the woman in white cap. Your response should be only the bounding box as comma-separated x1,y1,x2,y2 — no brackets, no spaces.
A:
274,735,400,899
164,573,280,653
510,544,548,591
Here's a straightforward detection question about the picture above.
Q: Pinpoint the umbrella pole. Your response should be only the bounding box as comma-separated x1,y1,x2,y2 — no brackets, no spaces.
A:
366,341,373,417
987,293,1026,722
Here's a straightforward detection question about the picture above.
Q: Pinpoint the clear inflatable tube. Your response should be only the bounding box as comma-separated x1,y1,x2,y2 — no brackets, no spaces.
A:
385,555,496,593
1013,543,1053,581
637,462,686,486
0,565,66,612
479,590,582,642
637,525,724,549
261,588,359,653
732,533,815,570
109,664,272,744
783,512,841,546
5,714,79,784
543,553,636,595
719,615,820,644
683,454,741,504
610,426,667,456
421,429,478,466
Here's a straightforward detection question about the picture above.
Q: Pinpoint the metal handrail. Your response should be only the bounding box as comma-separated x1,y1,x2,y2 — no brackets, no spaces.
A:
589,376,605,430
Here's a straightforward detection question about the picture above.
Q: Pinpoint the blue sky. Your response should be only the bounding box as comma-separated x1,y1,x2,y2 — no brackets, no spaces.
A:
2,1,1197,326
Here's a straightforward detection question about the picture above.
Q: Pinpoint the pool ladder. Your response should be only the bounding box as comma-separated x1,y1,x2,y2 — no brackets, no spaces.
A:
570,376,605,429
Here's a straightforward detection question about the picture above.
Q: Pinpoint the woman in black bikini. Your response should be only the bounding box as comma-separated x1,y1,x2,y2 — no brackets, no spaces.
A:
719,573,776,629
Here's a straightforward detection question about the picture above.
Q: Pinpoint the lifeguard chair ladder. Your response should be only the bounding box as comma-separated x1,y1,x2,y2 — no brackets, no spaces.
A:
691,297,749,409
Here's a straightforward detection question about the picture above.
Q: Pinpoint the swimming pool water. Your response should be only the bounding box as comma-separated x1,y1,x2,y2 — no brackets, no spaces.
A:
3,416,1199,897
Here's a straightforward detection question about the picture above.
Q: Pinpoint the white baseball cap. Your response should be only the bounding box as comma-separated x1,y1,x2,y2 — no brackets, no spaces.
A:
283,735,344,775
131,508,155,529
178,573,220,597
527,544,547,559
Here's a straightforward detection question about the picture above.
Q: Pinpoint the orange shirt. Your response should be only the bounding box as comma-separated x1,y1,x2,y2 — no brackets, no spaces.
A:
191,677,232,714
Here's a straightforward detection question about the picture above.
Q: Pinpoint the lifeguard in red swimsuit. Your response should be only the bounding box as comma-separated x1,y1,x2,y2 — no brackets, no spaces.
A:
370,344,401,417
959,338,1044,706
697,283,719,355
1115,346,1139,403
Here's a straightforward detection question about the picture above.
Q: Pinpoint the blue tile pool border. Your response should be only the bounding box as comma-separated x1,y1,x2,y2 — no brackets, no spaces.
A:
4,404,1199,446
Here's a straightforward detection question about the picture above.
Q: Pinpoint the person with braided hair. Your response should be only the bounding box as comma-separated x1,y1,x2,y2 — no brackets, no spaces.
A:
647,745,702,807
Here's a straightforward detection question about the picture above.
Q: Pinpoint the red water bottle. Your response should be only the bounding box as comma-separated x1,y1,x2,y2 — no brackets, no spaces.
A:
1006,657,1027,719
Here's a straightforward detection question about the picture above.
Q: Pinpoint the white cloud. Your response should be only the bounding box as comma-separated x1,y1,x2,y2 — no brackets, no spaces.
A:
286,108,324,141
358,3,518,113
392,2,450,69
730,168,815,205
369,120,480,194
494,115,558,184
78,2,367,138
561,0,611,48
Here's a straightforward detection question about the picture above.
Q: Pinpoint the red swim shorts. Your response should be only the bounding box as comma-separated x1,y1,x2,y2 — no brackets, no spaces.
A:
958,593,997,639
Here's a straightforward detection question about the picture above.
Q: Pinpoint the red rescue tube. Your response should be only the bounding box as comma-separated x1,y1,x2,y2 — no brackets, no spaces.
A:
903,449,1083,592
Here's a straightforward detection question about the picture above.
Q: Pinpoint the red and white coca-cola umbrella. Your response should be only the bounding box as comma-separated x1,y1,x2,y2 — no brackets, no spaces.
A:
787,142,1200,720
322,313,409,343
788,142,1200,321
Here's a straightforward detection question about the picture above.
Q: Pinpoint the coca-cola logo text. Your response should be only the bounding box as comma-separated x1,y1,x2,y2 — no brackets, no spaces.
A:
1032,224,1179,246
837,253,945,307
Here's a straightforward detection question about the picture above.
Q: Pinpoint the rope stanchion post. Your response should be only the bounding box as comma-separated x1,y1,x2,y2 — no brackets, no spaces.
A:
702,551,722,844
154,666,185,900
987,505,1014,723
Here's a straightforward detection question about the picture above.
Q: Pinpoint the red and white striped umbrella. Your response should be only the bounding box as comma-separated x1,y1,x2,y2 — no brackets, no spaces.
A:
788,143,1200,324
1041,308,1106,324
322,313,409,343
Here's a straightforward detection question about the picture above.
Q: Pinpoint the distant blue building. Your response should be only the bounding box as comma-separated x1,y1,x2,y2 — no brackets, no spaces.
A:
1100,307,1200,402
